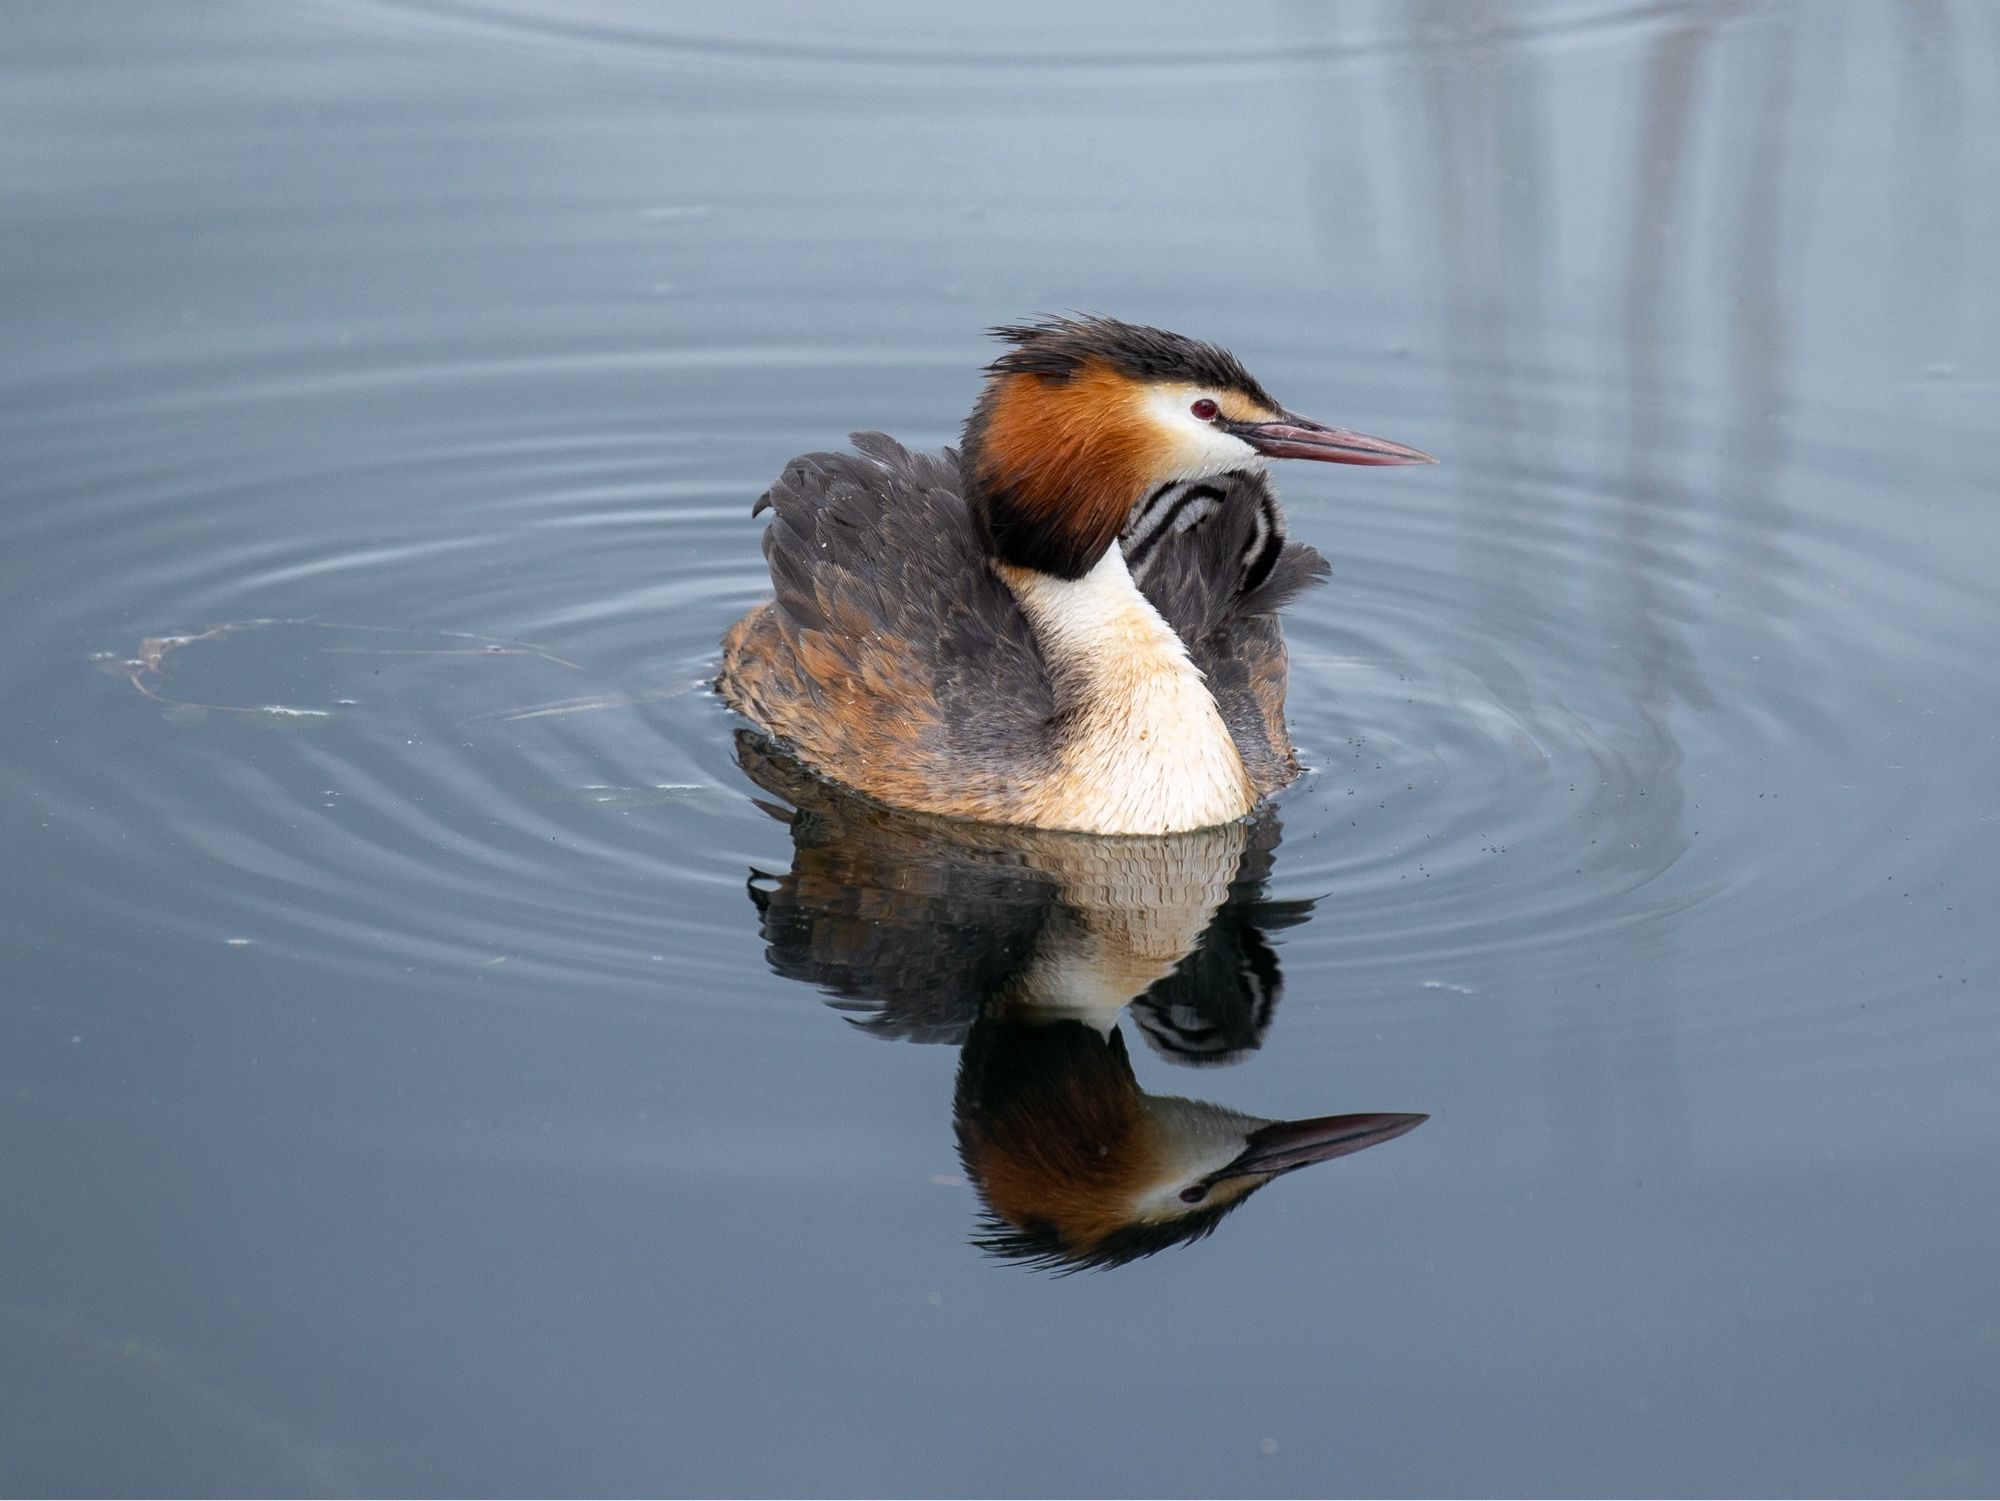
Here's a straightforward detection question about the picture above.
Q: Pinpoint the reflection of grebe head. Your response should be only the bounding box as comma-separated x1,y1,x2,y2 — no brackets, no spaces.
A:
954,1018,1425,1272
959,316,1434,581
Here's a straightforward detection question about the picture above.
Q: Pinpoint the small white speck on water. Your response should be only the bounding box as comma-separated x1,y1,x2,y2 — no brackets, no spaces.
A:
69,1035,83,1045
225,937,253,948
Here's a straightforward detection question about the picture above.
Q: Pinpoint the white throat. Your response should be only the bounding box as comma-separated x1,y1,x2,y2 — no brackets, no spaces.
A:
999,549,1255,836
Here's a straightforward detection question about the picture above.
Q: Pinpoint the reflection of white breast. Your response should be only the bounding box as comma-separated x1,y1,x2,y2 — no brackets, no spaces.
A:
1001,820,1248,1028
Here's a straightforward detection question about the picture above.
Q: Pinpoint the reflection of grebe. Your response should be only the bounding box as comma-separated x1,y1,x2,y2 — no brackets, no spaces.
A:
719,317,1431,836
740,738,1425,1271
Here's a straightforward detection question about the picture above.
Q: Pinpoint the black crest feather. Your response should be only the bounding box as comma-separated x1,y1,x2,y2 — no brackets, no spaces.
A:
987,315,1279,409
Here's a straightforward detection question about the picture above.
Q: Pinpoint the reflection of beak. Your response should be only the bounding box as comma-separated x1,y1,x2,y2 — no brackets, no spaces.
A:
1230,412,1435,466
1230,1112,1428,1177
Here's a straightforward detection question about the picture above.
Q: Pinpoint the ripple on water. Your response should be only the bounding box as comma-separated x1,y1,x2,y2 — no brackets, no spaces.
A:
5,326,1990,1054
1225,389,1992,1022
318,0,1726,84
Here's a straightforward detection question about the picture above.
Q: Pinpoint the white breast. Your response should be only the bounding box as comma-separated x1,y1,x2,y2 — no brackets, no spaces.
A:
1000,549,1256,836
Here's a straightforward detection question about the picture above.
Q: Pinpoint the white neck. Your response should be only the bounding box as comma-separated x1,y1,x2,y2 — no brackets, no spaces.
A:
999,549,1255,835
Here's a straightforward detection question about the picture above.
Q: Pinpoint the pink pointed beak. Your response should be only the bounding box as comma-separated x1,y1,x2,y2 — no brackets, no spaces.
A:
1232,412,1435,466
1230,1112,1429,1177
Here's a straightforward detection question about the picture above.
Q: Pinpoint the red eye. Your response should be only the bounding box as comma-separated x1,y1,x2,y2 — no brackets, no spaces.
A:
1190,398,1220,421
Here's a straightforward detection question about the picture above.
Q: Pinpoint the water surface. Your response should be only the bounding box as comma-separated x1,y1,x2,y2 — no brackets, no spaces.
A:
4,2,1998,1495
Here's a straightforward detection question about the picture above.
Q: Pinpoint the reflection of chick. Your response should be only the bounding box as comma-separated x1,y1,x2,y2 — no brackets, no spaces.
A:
737,733,1425,1272
957,1015,1423,1271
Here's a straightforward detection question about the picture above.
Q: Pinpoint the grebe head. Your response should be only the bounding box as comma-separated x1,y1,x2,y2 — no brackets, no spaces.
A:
961,315,1433,579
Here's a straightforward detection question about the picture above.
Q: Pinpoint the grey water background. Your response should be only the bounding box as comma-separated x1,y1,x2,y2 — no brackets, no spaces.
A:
3,1,1998,1494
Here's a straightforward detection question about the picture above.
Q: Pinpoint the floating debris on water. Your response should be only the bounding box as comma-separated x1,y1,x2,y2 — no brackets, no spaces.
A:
112,616,588,725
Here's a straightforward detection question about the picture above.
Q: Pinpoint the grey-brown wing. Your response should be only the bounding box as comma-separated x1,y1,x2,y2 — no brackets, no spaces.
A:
718,432,1056,817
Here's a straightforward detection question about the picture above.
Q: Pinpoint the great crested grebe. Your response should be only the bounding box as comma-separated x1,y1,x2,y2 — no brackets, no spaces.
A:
718,316,1432,836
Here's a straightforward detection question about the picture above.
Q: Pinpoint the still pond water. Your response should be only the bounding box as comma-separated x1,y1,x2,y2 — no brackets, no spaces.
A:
3,2,1999,1495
